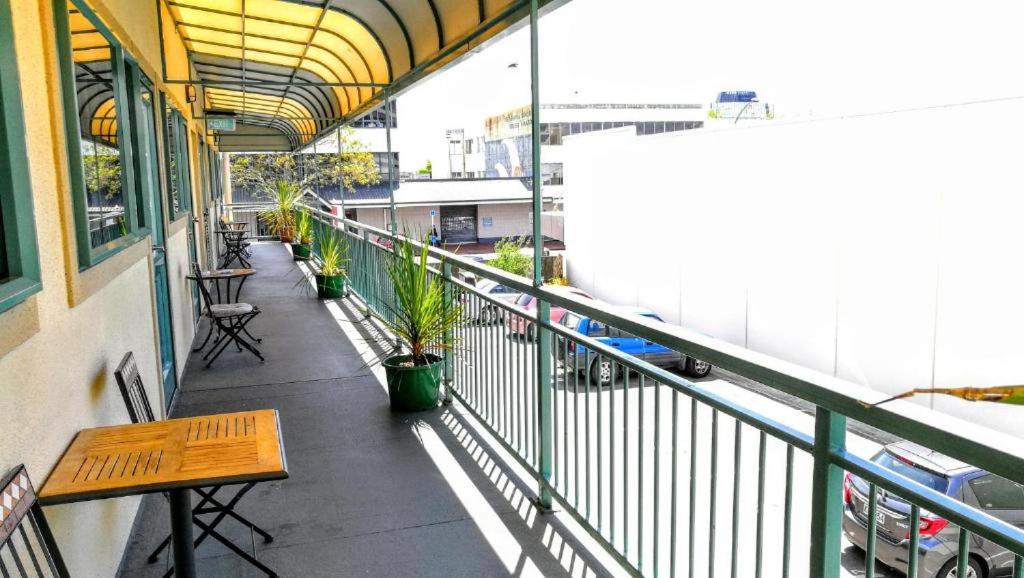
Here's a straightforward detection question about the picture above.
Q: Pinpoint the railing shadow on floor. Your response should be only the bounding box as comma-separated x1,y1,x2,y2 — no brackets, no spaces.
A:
320,290,619,578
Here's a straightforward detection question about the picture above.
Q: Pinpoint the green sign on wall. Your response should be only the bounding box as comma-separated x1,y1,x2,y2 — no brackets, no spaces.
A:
207,116,236,131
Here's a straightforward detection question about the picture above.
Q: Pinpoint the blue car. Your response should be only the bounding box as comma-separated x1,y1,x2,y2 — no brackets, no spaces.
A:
556,306,712,385
843,441,1023,578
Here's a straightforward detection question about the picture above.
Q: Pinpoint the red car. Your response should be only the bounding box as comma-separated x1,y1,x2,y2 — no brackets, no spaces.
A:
506,286,594,340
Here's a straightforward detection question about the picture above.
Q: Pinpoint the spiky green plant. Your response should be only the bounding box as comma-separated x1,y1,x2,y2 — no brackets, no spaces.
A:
295,207,314,244
379,236,462,366
318,228,348,276
258,179,302,237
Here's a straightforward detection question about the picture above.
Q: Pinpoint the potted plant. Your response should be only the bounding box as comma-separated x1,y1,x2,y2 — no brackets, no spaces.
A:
378,236,462,412
314,228,348,299
292,208,313,260
259,179,302,242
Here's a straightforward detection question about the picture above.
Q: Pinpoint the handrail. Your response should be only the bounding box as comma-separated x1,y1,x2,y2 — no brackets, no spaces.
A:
303,204,1024,485
303,203,1024,576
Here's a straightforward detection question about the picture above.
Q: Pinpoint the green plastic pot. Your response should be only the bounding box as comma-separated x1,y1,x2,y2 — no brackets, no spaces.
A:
292,243,312,260
315,273,345,299
383,354,443,412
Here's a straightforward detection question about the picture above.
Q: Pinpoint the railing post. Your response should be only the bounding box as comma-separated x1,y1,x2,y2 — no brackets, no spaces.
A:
529,0,553,511
360,228,371,317
442,261,454,405
809,408,847,578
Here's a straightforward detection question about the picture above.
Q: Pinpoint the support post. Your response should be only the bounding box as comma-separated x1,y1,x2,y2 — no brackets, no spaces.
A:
808,408,847,578
384,88,397,235
168,488,196,578
529,0,553,511
442,261,455,405
337,126,345,224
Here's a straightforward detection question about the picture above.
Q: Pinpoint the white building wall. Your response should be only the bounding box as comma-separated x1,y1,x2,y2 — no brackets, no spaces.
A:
477,203,532,241
564,102,1024,436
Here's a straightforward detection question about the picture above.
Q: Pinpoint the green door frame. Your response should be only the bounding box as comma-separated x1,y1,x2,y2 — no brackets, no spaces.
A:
127,60,178,406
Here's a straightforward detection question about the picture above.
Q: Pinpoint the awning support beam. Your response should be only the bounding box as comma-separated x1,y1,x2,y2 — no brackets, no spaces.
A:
163,79,388,88
385,87,396,235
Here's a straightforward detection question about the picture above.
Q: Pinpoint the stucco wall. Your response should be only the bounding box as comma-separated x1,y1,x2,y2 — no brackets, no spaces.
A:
0,1,211,574
477,202,531,241
563,101,1024,438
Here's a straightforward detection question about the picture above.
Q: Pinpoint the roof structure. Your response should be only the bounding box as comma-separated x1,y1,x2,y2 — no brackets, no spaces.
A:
335,177,554,207
162,0,567,151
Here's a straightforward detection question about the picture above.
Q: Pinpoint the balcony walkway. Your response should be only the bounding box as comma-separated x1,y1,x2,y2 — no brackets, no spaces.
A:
118,243,615,577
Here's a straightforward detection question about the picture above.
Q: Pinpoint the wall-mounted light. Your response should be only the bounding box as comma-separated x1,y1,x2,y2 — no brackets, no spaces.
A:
185,84,197,103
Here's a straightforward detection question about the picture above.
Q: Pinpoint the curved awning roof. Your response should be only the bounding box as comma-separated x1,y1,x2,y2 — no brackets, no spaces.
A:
165,0,566,150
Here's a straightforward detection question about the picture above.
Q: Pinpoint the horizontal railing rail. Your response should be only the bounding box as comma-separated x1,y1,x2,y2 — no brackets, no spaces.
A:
302,203,1024,578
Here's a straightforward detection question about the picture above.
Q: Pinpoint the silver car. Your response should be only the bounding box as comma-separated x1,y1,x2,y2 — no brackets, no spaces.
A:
843,441,1023,578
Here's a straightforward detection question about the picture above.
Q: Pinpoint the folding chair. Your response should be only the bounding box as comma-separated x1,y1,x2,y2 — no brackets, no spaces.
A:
114,352,277,577
194,263,264,367
0,465,70,577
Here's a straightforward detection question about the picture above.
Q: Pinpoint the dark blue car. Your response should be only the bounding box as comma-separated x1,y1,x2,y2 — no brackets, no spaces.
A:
556,306,712,385
843,441,1024,577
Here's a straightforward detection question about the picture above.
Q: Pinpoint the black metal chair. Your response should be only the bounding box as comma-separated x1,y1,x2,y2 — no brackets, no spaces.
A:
0,465,70,577
219,228,252,268
194,263,264,367
114,352,276,577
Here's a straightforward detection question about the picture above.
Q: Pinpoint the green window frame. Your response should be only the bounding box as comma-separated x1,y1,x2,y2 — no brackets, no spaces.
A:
54,0,149,269
0,0,42,314
163,96,192,221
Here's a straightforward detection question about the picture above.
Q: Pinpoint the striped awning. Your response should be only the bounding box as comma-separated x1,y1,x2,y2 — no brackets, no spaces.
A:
164,0,566,150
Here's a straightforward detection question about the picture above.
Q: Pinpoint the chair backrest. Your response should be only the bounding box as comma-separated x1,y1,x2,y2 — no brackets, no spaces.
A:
193,262,216,314
0,465,70,577
114,351,156,424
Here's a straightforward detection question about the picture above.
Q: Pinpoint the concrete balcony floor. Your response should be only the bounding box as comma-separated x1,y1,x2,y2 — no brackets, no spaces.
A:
118,243,615,577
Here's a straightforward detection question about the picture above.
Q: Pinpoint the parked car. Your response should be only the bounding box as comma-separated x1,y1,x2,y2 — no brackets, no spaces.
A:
471,280,522,324
506,286,594,339
556,306,713,385
843,440,1022,578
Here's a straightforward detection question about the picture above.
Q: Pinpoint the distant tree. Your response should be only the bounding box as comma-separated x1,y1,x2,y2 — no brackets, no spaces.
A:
418,160,432,176
229,127,379,195
81,142,122,200
487,236,532,278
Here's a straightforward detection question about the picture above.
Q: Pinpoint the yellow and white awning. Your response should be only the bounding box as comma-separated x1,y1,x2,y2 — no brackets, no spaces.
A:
165,0,566,150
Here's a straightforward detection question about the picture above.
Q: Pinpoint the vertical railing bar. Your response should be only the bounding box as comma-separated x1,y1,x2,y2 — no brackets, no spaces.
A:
611,358,617,546
573,337,580,509
730,419,742,578
598,352,604,534
687,398,697,578
709,408,719,578
866,483,878,578
1013,554,1023,578
585,348,592,522
624,365,630,560
782,444,794,578
908,504,920,578
754,431,766,578
553,323,560,492
808,409,847,578
654,379,661,578
564,334,569,501
638,373,646,573
957,527,970,578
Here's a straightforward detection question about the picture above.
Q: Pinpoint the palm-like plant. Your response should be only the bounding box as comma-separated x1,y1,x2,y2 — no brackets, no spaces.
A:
318,228,348,276
259,179,302,238
295,207,314,245
379,237,462,366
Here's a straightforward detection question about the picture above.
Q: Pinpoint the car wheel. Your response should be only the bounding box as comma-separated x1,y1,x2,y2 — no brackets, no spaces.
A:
937,557,983,578
589,358,617,386
684,357,712,378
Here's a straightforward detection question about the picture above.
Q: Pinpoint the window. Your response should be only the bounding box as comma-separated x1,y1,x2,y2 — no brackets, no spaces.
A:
541,163,563,186
561,313,580,330
872,450,949,492
0,0,42,313
56,0,147,267
970,475,1024,510
163,99,191,219
587,320,607,337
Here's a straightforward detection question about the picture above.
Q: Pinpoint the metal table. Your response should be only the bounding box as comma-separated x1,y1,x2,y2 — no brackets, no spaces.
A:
39,409,288,578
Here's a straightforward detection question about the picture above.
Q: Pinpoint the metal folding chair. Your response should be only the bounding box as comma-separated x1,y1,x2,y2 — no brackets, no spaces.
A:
219,229,252,268
114,352,277,577
0,465,70,577
193,263,264,367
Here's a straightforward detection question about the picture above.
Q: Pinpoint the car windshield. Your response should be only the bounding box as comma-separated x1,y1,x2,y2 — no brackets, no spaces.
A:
874,450,949,493
515,293,533,307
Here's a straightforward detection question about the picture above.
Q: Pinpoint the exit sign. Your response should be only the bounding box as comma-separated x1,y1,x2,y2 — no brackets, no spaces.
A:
207,117,236,131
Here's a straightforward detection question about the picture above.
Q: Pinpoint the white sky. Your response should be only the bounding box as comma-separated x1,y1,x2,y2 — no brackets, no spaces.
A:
392,0,1024,173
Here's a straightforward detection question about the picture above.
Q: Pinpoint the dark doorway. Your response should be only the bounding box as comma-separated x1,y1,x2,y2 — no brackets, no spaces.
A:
440,205,478,244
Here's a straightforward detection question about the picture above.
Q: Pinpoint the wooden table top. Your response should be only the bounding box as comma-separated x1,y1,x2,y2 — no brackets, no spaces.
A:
186,268,256,280
38,410,287,505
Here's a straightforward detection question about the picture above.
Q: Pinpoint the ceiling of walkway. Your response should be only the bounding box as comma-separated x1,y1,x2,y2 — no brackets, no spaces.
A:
164,0,565,151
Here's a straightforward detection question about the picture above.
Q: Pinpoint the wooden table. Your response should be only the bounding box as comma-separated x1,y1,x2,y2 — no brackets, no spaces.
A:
39,410,288,578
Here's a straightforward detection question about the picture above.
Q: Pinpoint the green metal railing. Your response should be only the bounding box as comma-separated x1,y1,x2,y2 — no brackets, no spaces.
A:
304,205,1024,578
